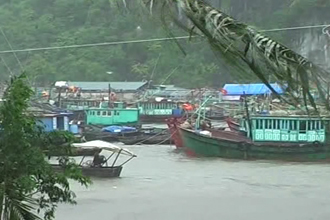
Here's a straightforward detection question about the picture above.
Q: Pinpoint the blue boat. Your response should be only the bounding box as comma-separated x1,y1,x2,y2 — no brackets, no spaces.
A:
102,125,137,133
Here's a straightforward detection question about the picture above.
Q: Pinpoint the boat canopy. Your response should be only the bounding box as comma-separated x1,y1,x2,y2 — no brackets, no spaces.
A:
223,83,286,95
102,125,137,133
72,140,136,157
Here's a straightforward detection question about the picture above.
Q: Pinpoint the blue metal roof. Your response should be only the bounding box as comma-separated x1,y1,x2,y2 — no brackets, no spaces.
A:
68,81,148,91
223,83,285,95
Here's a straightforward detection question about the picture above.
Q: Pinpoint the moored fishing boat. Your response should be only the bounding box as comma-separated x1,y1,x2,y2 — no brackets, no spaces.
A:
85,101,140,126
51,140,137,178
119,133,171,145
82,125,140,142
118,127,171,145
166,117,229,150
137,98,184,123
180,114,330,161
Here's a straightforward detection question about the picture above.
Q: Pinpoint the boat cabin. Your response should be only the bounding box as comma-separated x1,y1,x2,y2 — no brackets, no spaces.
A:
85,107,139,126
244,116,330,143
137,100,182,116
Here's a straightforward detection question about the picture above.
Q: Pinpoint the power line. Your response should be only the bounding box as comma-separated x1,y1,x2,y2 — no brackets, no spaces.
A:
0,36,194,54
0,23,329,54
261,24,330,32
0,27,24,70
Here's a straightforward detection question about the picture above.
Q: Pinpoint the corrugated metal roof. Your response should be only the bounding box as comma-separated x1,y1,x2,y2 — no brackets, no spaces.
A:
67,81,148,91
28,102,73,116
152,89,191,98
153,85,187,91
223,83,285,95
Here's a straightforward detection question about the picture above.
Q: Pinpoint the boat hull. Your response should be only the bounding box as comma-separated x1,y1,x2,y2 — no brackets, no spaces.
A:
52,165,123,178
140,115,172,123
119,133,171,145
180,128,330,161
83,131,140,142
166,118,185,149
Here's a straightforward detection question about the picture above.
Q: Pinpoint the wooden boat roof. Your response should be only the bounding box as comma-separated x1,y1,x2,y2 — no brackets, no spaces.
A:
72,140,136,157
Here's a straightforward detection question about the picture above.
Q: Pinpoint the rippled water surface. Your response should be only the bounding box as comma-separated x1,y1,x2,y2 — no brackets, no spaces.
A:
56,144,330,220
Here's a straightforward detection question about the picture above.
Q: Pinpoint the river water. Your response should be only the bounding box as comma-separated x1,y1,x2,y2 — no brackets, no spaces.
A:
56,144,330,220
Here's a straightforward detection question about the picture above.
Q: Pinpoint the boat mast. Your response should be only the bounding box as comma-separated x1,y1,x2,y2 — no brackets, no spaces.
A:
195,95,213,130
108,83,112,108
243,92,252,138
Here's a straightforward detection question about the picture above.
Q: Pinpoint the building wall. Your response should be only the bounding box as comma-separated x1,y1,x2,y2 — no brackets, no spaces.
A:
37,116,70,132
37,117,53,132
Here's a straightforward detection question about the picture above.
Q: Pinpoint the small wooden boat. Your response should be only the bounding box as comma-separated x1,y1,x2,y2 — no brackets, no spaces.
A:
118,127,171,145
51,140,137,178
119,133,171,145
82,125,140,142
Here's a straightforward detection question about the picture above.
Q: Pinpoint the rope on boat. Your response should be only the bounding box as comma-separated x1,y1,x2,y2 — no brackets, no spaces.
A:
136,129,176,146
133,130,169,145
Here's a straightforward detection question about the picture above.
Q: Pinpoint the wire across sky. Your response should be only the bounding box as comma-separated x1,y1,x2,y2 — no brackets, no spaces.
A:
0,23,329,54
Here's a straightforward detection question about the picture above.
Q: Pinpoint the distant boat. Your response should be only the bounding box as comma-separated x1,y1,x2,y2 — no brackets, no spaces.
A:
85,101,140,127
118,128,171,145
137,99,184,123
51,140,137,178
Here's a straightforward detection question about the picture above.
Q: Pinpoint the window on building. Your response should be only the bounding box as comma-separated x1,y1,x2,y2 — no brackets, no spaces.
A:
299,120,307,133
291,120,297,130
266,119,272,129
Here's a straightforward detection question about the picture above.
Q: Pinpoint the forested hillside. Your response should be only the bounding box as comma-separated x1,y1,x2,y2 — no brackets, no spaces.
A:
0,0,329,87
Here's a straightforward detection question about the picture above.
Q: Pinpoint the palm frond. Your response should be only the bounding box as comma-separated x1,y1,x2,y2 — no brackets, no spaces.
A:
141,0,330,111
1,192,41,220
175,0,330,111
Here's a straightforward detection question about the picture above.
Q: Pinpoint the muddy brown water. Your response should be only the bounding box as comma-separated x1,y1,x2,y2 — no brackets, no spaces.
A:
56,143,330,220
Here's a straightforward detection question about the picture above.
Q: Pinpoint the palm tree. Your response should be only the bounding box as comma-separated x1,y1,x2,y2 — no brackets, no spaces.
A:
0,74,90,220
141,0,330,111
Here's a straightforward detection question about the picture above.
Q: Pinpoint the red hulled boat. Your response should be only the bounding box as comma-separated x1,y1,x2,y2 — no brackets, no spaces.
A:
166,117,185,149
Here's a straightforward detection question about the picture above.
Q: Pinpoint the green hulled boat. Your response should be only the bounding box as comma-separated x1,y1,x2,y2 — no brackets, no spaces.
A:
180,115,330,161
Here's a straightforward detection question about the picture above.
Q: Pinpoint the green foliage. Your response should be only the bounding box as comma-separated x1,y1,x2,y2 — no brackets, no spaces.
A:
0,0,252,87
0,73,91,220
0,0,328,87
